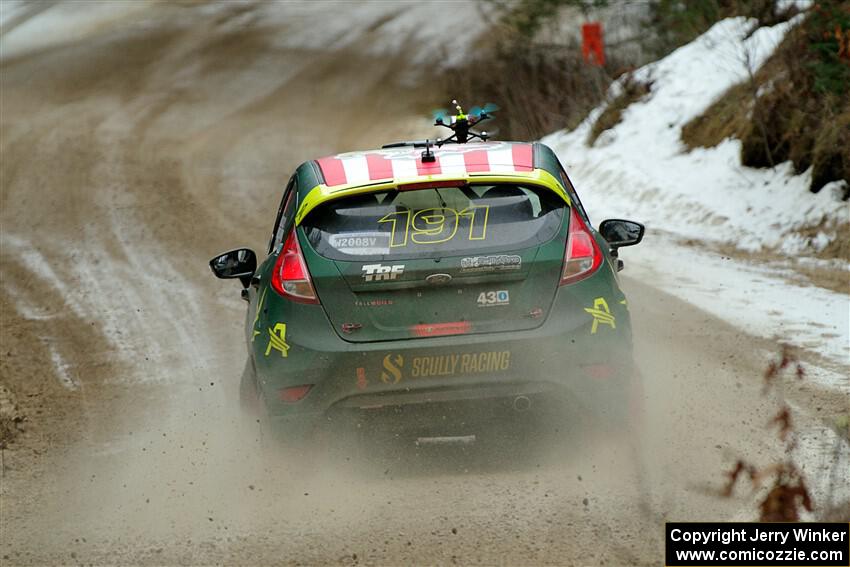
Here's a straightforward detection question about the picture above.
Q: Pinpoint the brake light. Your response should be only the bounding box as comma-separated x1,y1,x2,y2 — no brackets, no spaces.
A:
279,384,312,403
583,363,614,380
271,231,319,303
560,207,603,285
397,180,463,191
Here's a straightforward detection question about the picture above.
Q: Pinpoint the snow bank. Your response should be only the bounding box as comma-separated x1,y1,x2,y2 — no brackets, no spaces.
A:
543,16,847,255
543,17,849,375
626,232,849,379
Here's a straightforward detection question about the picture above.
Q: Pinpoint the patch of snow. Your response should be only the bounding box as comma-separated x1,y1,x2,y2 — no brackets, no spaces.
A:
2,281,56,321
46,341,79,390
2,234,88,322
791,401,850,510
778,0,814,11
623,232,849,378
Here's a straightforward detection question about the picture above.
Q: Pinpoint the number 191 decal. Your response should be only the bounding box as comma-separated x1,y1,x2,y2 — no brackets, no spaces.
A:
378,206,489,248
477,290,509,307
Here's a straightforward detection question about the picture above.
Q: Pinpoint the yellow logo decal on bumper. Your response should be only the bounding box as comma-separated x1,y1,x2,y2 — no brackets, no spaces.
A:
265,323,290,357
381,354,404,384
585,297,616,334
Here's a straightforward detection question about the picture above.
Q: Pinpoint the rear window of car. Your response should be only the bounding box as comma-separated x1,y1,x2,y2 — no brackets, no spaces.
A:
301,184,565,261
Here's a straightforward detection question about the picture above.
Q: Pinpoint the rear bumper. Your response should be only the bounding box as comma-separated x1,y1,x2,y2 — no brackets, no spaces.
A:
252,269,634,436
256,331,633,438
265,383,566,441
264,374,632,443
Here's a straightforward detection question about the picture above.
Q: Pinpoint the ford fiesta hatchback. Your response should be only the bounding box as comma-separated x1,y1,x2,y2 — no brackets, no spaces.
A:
210,140,644,446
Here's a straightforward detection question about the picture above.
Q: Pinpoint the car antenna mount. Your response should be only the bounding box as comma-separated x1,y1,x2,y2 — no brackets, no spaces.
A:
421,139,436,163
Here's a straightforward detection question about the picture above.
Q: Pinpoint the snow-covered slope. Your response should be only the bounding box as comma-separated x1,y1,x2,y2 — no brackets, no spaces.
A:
543,16,849,380
544,16,847,255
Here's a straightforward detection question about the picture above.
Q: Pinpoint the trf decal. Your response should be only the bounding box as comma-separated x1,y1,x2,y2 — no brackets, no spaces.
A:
362,263,404,282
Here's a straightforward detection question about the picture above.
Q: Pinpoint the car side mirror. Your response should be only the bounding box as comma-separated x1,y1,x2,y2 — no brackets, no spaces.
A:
209,248,256,288
599,219,644,250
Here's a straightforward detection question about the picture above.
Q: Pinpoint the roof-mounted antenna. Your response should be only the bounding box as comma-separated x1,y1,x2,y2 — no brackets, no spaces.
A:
421,139,436,163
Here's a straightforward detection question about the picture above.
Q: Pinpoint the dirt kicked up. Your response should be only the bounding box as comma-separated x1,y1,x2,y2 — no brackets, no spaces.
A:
1,3,847,565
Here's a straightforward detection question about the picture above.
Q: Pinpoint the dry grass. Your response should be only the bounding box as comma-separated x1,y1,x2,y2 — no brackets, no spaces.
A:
587,74,653,146
797,220,850,263
681,82,751,149
794,264,850,295
691,235,850,294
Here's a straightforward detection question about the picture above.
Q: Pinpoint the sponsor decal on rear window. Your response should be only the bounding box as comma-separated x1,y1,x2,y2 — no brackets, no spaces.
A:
460,254,522,273
328,232,390,255
378,205,489,248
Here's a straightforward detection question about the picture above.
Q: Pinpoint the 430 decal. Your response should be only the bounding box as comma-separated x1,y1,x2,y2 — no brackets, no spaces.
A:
378,206,489,248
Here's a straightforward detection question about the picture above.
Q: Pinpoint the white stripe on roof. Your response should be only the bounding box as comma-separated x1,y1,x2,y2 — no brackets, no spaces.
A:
390,155,419,180
439,151,466,176
341,154,370,185
485,147,515,170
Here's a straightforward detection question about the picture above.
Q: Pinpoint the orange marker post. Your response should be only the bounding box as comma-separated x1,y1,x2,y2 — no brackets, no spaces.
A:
582,22,605,66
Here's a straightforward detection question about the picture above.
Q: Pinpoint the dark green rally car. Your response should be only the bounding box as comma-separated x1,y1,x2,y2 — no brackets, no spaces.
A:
210,140,644,444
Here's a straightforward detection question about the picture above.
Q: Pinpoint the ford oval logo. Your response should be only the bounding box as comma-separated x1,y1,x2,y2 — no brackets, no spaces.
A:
425,273,452,285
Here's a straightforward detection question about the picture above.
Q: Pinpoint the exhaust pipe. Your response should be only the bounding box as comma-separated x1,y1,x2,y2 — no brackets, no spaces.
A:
512,395,532,412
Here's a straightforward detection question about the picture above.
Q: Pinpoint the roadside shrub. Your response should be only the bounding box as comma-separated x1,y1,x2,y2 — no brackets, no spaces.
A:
646,0,799,58
684,3,849,197
455,0,803,142
447,0,647,141
722,346,850,522
740,3,850,195
444,41,619,141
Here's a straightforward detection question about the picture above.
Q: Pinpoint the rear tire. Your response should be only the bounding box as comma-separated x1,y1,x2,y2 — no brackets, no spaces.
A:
238,357,320,468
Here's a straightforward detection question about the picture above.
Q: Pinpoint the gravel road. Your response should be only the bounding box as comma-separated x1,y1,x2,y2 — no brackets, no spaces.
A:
1,3,846,565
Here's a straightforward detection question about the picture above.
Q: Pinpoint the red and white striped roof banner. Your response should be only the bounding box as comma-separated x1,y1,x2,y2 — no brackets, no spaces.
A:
315,142,533,187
